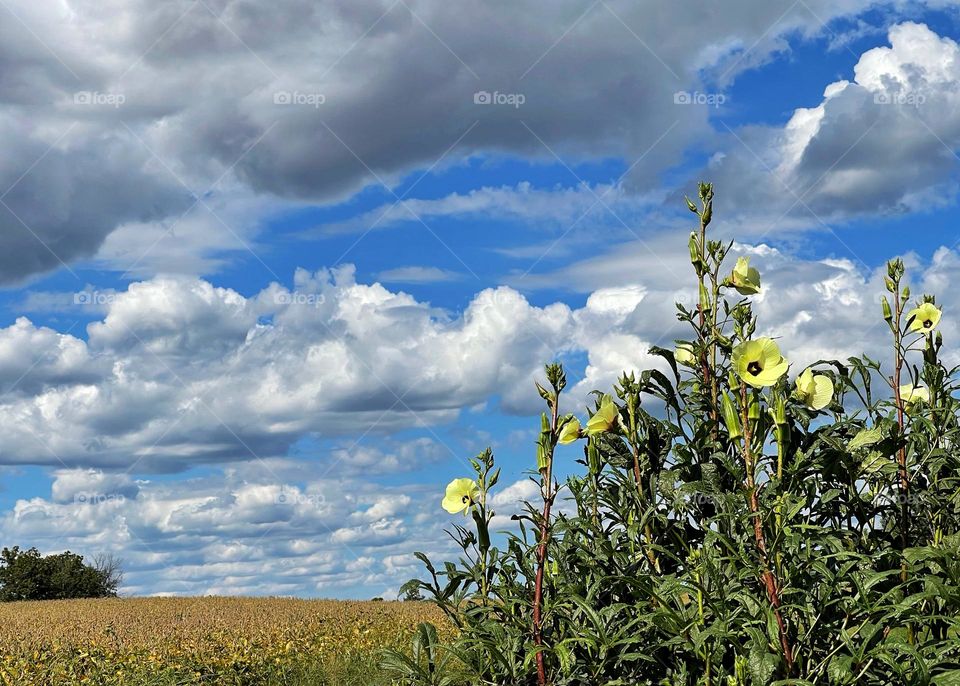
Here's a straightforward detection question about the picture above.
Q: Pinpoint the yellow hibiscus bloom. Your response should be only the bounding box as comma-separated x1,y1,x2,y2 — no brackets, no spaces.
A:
795,368,834,411
441,478,480,515
557,416,582,444
907,302,941,335
728,256,761,295
899,384,929,409
732,338,789,388
586,395,620,435
674,343,697,367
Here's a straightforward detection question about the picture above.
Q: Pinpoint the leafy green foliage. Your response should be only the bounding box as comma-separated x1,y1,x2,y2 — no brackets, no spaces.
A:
404,183,960,685
0,546,121,601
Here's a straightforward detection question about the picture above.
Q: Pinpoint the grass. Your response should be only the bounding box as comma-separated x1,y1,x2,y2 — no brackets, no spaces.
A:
0,596,450,685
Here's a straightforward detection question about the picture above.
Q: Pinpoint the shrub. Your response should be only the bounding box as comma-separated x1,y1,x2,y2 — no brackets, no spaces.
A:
0,547,122,601
400,183,960,685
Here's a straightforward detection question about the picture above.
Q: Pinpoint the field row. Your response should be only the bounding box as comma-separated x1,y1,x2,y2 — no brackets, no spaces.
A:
0,597,449,685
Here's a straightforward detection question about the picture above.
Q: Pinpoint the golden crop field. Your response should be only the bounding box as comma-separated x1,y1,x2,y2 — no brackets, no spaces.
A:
0,597,451,686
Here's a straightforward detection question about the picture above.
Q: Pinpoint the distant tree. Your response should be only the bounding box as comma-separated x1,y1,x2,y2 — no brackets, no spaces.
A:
93,553,124,596
371,596,384,602
0,547,122,601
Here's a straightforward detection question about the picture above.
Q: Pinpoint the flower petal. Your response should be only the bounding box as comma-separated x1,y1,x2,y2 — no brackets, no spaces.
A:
810,375,834,410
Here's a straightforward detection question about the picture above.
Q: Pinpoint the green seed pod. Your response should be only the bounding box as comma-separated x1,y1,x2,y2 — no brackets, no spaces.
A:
722,392,742,439
881,296,893,322
688,232,701,266
536,443,549,472
771,394,787,426
587,440,602,476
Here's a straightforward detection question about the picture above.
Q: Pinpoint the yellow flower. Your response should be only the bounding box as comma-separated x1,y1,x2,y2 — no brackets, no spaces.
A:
907,302,941,335
728,256,761,295
586,395,620,435
674,343,697,367
557,416,582,444
795,368,834,411
732,338,789,388
441,478,480,515
899,384,929,409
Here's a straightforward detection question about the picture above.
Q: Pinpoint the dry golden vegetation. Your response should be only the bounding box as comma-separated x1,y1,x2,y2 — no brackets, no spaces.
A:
0,596,449,685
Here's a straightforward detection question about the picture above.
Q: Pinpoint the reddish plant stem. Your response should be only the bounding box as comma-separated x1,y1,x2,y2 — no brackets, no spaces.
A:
533,398,559,686
631,448,660,572
696,220,716,426
892,289,910,584
741,383,794,672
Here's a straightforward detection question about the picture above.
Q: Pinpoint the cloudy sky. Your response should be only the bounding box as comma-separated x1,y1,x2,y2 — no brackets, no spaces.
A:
2,0,960,598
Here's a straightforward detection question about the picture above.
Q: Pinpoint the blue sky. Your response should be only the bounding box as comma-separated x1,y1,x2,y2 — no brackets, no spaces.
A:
2,1,960,597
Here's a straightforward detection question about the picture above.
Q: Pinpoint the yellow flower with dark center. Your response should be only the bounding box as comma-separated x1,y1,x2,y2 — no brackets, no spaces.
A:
907,302,941,335
732,338,789,388
728,256,761,295
795,368,834,411
441,478,480,515
586,395,620,435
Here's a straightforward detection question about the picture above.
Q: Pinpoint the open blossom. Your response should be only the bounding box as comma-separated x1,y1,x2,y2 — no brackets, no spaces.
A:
732,338,789,388
727,256,761,295
674,343,697,367
899,384,929,409
441,478,481,515
907,302,941,335
586,395,620,435
557,416,582,444
795,368,834,411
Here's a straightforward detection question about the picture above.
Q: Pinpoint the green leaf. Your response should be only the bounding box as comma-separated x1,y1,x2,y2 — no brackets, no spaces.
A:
849,426,883,450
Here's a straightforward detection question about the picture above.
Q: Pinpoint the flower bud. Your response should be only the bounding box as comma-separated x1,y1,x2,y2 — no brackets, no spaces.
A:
535,381,553,402
881,296,893,322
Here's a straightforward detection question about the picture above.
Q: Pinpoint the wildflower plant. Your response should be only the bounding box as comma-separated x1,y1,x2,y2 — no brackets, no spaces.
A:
400,183,960,685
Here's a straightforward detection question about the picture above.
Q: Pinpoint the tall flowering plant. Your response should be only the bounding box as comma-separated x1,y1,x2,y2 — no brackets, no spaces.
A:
387,184,960,686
